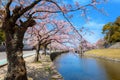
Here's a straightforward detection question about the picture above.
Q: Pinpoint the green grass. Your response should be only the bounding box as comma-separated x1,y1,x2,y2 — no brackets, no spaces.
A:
85,49,120,59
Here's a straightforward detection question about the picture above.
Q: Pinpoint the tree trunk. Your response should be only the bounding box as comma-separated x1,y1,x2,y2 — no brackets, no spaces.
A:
2,10,36,79
43,45,47,56
50,47,52,54
4,31,27,80
34,43,41,62
34,49,39,62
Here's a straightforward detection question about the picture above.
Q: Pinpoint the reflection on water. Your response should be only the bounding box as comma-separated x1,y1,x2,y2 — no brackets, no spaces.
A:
54,52,120,80
97,59,120,80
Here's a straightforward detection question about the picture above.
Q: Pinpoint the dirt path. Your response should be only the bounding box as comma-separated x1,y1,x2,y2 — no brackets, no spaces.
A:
0,55,63,80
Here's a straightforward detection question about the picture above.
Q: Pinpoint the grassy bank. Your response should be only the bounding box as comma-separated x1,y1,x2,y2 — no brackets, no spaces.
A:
85,49,120,61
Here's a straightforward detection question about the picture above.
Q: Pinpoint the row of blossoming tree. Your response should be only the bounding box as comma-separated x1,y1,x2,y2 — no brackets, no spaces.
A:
0,0,106,80
26,19,76,62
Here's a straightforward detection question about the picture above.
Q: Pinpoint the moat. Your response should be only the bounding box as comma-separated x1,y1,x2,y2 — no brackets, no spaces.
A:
54,52,120,80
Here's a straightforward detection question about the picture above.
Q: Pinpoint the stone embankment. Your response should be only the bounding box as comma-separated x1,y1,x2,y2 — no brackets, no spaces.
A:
109,42,120,49
50,50,69,61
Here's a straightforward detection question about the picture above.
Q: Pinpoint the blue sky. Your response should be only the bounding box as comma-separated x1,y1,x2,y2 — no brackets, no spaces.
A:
66,0,120,44
2,0,119,44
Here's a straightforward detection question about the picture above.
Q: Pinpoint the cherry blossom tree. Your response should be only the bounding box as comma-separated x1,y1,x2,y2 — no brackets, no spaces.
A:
26,19,73,62
0,0,106,79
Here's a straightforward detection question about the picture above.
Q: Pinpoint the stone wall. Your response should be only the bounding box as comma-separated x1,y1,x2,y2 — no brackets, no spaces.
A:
50,51,69,61
109,42,120,48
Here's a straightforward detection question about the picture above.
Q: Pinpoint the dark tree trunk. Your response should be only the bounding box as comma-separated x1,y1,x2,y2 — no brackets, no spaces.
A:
4,17,36,79
34,42,41,62
49,45,52,53
4,29,27,80
43,45,47,56
1,1,38,79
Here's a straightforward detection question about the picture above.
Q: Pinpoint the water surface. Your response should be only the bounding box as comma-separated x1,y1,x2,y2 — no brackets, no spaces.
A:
54,52,120,80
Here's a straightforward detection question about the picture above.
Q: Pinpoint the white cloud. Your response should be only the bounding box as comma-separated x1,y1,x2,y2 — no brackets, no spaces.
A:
82,21,105,43
83,21,104,29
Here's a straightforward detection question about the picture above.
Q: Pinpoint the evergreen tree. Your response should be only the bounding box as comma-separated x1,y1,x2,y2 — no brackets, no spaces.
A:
102,16,120,44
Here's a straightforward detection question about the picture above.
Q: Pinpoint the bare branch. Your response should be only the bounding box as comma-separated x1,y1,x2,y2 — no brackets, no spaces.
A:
31,10,61,15
46,0,83,41
12,0,41,22
19,0,41,16
5,0,12,18
20,18,36,31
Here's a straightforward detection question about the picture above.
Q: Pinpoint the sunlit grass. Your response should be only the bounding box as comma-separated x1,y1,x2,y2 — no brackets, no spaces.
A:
85,49,120,59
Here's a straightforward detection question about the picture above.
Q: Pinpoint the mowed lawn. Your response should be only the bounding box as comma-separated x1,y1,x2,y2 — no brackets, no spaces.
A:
85,49,120,60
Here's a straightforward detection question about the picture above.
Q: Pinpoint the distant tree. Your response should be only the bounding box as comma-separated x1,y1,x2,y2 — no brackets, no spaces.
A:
95,38,105,48
102,16,120,45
